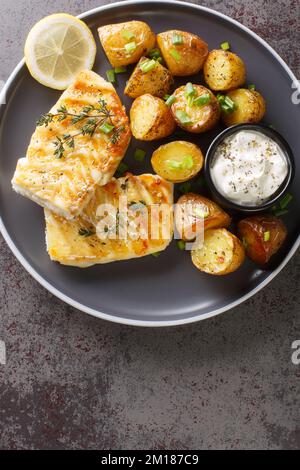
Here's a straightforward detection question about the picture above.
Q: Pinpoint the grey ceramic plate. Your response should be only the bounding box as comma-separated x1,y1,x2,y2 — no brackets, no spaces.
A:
0,0,299,326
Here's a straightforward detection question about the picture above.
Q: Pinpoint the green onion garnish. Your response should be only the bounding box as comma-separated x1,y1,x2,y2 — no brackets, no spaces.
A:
122,30,135,41
116,162,129,176
152,252,161,258
273,209,289,217
125,41,137,54
114,66,127,74
164,94,170,101
179,182,192,194
106,69,116,83
193,94,211,106
172,33,183,45
157,57,163,64
221,41,230,51
134,148,146,162
165,95,176,107
175,110,192,125
149,48,161,59
99,122,115,134
279,193,293,210
264,231,270,242
170,48,181,61
185,82,195,97
167,156,193,170
248,84,256,91
140,59,157,73
177,240,186,250
217,94,237,113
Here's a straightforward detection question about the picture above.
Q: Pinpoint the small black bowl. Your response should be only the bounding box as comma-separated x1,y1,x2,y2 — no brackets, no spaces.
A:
205,124,295,213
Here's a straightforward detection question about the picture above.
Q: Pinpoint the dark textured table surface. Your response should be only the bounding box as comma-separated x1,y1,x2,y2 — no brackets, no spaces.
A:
0,0,299,450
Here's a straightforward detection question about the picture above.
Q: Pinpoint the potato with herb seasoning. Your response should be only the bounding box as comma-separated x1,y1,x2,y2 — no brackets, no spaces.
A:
171,84,220,133
175,193,231,241
124,57,174,99
238,215,287,265
130,94,176,141
221,88,266,127
151,141,204,183
204,49,246,91
157,30,208,76
191,228,245,275
98,21,156,67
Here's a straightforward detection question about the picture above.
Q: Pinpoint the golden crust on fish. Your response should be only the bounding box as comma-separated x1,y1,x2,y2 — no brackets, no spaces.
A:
12,70,131,219
45,173,174,267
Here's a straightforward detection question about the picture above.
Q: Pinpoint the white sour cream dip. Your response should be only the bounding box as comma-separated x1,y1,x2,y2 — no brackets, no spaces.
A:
210,130,288,206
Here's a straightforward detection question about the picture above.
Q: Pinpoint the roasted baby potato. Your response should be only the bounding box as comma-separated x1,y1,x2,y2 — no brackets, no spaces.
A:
175,193,231,241
204,49,246,91
157,30,208,76
98,21,156,67
151,141,204,183
191,228,245,275
222,88,266,127
238,215,287,265
130,94,176,141
124,57,174,99
171,84,220,133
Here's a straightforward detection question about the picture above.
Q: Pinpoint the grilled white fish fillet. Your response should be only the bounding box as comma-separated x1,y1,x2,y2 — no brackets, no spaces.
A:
12,70,131,219
45,173,174,267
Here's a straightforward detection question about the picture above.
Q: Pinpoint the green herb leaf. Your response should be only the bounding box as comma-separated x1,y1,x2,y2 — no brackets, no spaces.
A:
125,41,137,54
177,240,186,250
99,122,115,134
248,84,256,91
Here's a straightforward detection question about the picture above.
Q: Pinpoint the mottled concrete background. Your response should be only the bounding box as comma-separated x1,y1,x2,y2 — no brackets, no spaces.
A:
0,0,299,450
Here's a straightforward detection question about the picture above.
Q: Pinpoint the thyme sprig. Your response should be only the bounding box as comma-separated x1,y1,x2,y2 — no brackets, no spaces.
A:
36,99,123,158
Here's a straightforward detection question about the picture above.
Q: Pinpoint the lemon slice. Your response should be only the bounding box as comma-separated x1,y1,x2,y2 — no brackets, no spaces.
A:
24,13,97,90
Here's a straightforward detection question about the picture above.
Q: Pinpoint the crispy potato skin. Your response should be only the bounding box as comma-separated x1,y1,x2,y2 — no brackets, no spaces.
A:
157,30,208,76
238,215,287,264
98,21,156,67
191,228,245,275
130,94,176,141
171,84,220,133
222,88,266,126
175,193,231,241
124,57,174,99
151,141,204,183
204,49,246,91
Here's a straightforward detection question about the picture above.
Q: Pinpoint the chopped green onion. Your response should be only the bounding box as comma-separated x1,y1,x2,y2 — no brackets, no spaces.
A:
193,94,211,106
140,59,157,73
279,193,293,210
179,182,192,194
125,41,137,54
116,162,129,176
217,93,225,102
194,207,209,218
264,231,270,242
149,48,161,59
152,252,161,258
175,110,192,125
122,30,135,41
248,84,256,91
177,240,186,250
172,33,183,45
170,48,181,61
157,56,163,64
166,160,183,169
114,66,127,74
273,209,289,217
134,148,146,162
185,82,195,97
221,41,230,51
181,155,194,169
164,94,170,101
165,95,176,107
218,94,237,113
167,156,193,170
106,69,116,83
99,122,115,134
